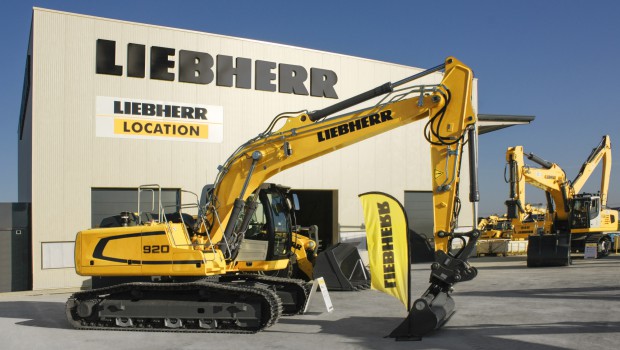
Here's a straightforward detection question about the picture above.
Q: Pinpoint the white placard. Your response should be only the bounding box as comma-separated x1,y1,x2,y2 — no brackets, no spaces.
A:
303,277,334,313
584,243,598,259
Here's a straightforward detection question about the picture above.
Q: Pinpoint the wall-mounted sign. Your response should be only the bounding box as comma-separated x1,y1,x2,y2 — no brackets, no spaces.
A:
96,39,339,99
96,96,223,143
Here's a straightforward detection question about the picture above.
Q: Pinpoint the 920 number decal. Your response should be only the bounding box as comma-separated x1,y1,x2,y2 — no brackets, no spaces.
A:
143,245,170,254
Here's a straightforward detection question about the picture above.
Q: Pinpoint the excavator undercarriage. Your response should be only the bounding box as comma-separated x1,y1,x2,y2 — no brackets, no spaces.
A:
66,274,309,333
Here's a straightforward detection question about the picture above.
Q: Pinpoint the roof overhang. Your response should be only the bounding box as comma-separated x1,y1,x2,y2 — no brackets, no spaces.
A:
477,114,535,135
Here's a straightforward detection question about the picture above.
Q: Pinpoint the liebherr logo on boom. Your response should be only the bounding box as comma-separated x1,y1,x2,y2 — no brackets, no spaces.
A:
316,110,393,142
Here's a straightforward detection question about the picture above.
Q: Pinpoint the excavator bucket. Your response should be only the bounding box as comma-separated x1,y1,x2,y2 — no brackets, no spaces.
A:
527,232,572,267
313,243,371,291
388,289,456,341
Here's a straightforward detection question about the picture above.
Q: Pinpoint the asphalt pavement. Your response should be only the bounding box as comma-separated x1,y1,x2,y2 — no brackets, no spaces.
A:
0,254,618,350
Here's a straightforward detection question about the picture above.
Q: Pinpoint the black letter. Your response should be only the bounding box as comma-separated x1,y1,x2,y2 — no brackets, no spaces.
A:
217,55,251,88
380,110,393,121
181,107,194,119
151,46,175,81
195,108,208,120
377,201,390,215
179,50,214,84
369,114,381,126
255,60,277,92
114,101,124,114
127,43,145,78
279,64,309,95
310,68,338,98
96,39,122,76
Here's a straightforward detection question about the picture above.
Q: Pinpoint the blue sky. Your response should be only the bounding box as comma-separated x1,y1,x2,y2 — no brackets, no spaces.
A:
1,0,619,217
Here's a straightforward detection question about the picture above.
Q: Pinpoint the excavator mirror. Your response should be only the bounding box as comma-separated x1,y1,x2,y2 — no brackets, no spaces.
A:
290,193,300,211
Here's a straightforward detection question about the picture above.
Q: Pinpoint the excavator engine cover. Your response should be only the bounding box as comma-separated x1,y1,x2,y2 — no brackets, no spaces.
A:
527,232,572,267
313,243,370,291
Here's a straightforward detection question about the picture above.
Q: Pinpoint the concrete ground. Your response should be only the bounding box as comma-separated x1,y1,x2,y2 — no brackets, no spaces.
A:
1,254,619,350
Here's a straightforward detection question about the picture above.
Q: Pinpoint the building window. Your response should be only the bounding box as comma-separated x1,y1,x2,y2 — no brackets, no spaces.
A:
41,241,75,269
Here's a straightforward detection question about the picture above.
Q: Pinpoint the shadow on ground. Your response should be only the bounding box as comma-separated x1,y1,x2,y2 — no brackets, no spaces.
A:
0,301,70,329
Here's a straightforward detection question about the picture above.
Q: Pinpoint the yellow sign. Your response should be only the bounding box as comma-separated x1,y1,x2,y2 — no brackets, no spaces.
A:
434,169,444,179
113,118,209,139
359,192,410,310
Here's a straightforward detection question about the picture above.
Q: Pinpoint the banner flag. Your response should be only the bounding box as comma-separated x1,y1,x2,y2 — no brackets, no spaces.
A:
359,192,411,310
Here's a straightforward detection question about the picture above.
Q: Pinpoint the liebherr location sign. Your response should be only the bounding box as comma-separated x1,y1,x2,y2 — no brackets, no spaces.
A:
96,96,223,143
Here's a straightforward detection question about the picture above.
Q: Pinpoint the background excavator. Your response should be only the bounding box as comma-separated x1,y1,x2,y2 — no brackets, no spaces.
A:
508,203,552,241
66,57,481,338
477,214,512,239
505,135,617,267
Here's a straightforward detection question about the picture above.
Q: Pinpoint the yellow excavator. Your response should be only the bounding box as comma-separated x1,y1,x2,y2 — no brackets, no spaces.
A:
508,203,552,240
505,135,617,266
477,215,510,239
66,57,480,337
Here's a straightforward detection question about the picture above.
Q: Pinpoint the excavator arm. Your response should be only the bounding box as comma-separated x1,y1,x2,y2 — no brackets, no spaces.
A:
202,57,478,261
571,135,611,205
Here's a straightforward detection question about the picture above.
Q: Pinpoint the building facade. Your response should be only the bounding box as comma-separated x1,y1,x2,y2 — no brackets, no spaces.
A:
19,8,477,290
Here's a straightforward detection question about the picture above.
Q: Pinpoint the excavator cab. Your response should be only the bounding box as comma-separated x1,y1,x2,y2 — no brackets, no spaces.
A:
234,184,370,290
238,185,293,261
570,194,600,229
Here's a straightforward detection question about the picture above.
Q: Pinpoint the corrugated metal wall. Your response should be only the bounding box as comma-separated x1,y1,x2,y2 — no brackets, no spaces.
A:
25,8,476,289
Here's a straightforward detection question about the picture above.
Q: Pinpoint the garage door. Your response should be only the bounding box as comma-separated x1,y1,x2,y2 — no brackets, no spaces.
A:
291,189,337,251
92,188,179,227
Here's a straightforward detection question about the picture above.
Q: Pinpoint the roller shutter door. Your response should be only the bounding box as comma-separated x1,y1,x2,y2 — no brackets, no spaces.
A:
91,188,179,227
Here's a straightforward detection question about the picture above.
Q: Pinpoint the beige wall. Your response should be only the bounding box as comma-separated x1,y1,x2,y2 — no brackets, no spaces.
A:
24,8,477,289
